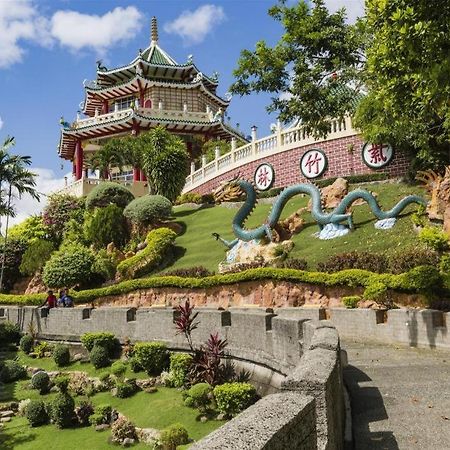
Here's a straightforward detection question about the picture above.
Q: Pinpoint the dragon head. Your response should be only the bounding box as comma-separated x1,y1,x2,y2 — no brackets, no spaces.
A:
213,173,243,202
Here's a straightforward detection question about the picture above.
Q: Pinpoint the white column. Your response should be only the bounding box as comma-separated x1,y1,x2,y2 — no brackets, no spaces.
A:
190,162,196,174
158,101,163,110
276,119,282,148
251,125,257,155
183,103,188,113
114,103,119,112
201,155,207,167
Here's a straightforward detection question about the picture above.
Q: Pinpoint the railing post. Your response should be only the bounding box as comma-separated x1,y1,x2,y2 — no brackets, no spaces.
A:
251,125,257,155
276,119,282,149
215,145,221,171
201,155,207,179
190,161,196,175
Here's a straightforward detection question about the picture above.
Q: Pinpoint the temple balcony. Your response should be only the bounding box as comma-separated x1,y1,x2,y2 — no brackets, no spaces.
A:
56,178,149,198
74,106,214,130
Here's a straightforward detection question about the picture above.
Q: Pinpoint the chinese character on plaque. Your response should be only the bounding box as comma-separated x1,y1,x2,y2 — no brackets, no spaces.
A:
362,142,393,169
300,149,327,179
254,163,275,191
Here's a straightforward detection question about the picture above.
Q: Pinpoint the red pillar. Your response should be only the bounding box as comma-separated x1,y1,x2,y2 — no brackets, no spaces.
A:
102,100,108,114
140,170,147,181
133,167,141,182
75,141,83,181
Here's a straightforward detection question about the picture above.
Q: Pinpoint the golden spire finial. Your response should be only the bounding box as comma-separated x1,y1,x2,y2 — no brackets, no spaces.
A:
151,16,158,45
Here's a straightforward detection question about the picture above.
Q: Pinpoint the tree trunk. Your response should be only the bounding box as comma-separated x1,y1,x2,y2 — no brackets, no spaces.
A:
0,185,12,291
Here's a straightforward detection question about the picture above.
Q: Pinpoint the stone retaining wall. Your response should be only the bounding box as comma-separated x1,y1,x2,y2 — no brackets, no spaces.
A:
0,306,344,450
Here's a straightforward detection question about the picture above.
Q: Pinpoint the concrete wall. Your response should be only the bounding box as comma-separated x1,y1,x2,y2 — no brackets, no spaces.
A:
0,306,344,450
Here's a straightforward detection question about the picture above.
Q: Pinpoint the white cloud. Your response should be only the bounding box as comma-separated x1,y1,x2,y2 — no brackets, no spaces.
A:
50,6,143,53
0,0,51,68
0,2,143,68
324,0,365,23
0,116,3,130
5,168,67,227
164,5,226,45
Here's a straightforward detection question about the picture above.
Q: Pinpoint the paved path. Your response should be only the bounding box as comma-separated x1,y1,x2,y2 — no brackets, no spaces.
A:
342,339,450,450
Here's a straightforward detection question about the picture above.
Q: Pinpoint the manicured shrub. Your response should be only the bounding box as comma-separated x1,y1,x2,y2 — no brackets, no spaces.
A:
116,228,177,280
92,249,120,282
160,423,189,450
42,243,95,289
89,404,112,426
0,320,21,344
318,251,388,273
33,341,53,358
342,296,361,308
90,344,110,369
213,382,256,417
81,332,117,355
0,360,27,382
363,282,388,302
84,204,129,249
123,195,172,226
387,248,440,274
51,391,75,428
53,344,70,367
31,371,50,394
85,182,134,210
19,335,34,354
111,416,137,444
169,353,193,388
114,379,137,398
185,383,212,412
282,258,308,270
129,356,142,373
19,239,54,276
26,400,49,427
418,226,449,252
74,400,94,426
402,265,442,292
133,342,169,375
175,192,203,205
110,361,127,379
164,266,214,278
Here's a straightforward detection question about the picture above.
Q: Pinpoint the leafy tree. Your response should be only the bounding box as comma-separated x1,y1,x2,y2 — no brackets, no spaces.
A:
88,141,126,180
19,239,54,276
0,239,27,292
8,216,50,244
230,0,366,137
354,0,450,169
84,204,129,249
139,127,189,201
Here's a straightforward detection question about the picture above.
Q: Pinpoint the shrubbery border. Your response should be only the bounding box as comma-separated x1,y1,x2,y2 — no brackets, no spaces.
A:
0,265,440,306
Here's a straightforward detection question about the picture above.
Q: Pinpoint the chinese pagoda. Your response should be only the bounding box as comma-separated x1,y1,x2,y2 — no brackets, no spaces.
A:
58,17,244,196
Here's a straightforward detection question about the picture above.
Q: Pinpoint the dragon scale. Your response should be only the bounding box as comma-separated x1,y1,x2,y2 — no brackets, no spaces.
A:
228,180,426,243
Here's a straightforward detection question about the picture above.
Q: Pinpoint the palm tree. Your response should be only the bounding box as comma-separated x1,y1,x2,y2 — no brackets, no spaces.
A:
0,137,39,290
88,141,126,180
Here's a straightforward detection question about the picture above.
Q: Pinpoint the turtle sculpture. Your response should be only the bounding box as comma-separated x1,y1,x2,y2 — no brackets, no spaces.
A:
212,176,427,248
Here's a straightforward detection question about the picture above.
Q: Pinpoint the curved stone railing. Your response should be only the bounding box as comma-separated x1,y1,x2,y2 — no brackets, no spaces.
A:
0,306,344,449
184,116,356,193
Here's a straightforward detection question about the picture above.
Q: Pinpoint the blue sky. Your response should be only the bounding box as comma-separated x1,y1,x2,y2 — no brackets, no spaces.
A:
0,0,363,224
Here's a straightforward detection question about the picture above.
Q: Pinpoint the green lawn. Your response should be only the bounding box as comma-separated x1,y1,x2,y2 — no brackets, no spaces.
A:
164,182,427,272
0,352,225,449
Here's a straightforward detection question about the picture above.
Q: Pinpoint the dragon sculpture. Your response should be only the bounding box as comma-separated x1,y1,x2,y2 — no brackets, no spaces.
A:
213,176,427,248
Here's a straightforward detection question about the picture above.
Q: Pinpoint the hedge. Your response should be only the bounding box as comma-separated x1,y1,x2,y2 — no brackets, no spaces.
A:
0,265,442,306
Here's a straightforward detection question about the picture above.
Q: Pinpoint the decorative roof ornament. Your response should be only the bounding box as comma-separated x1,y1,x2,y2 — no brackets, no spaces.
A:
151,16,158,45
96,60,107,72
211,71,219,82
187,54,194,64
224,92,233,102
192,72,203,83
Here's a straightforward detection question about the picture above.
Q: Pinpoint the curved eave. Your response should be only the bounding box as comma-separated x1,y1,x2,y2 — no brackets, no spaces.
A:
83,74,230,116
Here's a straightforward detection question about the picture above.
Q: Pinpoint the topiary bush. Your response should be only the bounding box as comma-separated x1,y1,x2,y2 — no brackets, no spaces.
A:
51,390,75,428
363,282,389,303
111,416,137,444
317,251,388,273
114,379,138,398
213,382,256,417
26,400,49,427
418,226,449,252
123,195,172,226
0,360,27,382
31,371,50,394
84,204,129,249
185,383,212,412
168,353,193,388
0,320,21,344
133,342,169,375
110,361,127,380
387,248,440,274
116,228,177,280
19,334,34,354
89,404,112,426
159,423,189,450
85,182,135,210
42,243,95,289
342,296,361,308
81,332,117,355
53,344,70,367
90,344,110,369
402,265,442,292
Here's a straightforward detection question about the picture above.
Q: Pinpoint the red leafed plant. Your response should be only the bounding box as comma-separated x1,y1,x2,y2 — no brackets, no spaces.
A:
174,300,199,351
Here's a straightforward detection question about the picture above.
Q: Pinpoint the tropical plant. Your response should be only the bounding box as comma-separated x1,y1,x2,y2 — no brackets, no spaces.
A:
88,141,126,180
139,127,189,201
174,300,199,351
19,239,54,276
0,238,27,292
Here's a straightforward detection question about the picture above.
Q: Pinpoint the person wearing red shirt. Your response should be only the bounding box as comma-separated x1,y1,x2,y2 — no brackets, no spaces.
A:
41,290,57,309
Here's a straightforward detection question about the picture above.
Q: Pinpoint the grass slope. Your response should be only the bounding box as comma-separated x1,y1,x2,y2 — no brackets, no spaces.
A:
167,182,427,272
